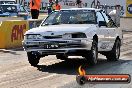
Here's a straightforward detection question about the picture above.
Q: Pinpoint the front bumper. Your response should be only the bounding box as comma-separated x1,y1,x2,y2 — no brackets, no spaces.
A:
22,39,92,55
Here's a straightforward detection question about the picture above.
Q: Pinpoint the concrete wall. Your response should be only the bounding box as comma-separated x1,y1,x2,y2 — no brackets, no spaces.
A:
120,18,132,31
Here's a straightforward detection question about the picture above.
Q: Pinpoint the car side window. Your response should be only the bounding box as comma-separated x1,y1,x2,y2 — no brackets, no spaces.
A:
96,12,105,23
101,11,116,28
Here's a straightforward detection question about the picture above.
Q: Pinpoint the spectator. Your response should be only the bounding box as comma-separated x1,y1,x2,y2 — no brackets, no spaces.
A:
53,0,61,10
30,0,41,19
47,0,54,15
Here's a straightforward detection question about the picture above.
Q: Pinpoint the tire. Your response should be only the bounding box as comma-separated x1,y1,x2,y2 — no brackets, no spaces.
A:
76,76,87,85
56,54,68,60
85,40,98,65
106,39,121,61
27,52,40,67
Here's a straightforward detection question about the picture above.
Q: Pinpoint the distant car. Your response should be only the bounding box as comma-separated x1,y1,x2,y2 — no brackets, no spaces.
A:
23,8,123,67
0,0,16,4
0,4,30,19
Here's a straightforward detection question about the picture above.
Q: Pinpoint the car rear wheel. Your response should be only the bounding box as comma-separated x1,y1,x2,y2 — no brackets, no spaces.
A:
85,40,98,65
106,39,121,61
27,52,40,67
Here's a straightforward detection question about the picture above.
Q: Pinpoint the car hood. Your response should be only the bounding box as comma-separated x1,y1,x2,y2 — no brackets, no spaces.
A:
25,24,97,36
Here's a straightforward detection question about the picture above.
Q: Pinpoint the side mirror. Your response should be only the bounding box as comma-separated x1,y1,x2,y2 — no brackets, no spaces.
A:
99,21,107,27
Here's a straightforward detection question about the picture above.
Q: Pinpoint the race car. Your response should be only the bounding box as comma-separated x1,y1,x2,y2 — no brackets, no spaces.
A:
0,4,30,19
22,8,123,66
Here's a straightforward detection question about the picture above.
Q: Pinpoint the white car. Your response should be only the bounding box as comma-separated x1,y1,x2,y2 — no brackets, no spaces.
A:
22,8,123,67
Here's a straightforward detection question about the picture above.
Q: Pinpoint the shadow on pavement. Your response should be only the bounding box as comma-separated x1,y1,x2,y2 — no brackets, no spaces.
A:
0,47,24,55
37,58,130,75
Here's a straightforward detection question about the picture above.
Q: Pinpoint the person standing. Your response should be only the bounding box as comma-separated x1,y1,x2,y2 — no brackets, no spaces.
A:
30,0,41,19
47,0,54,15
53,0,61,10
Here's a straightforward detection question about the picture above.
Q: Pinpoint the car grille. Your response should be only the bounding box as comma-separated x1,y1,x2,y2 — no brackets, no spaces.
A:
26,42,85,49
43,35,62,39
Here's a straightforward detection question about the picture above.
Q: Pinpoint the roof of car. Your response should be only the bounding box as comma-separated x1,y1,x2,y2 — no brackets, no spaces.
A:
60,8,101,12
0,4,20,6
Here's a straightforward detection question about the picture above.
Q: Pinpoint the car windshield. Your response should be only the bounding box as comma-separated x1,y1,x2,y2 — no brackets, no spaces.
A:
42,10,96,26
0,5,17,13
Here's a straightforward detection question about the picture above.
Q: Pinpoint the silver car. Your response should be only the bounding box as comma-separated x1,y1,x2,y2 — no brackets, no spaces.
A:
23,8,123,67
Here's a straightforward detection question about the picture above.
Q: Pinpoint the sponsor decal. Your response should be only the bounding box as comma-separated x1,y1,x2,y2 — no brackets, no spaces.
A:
127,4,132,14
76,66,131,85
91,0,100,8
126,0,132,17
100,43,109,49
11,24,26,42
18,0,125,16
91,0,124,15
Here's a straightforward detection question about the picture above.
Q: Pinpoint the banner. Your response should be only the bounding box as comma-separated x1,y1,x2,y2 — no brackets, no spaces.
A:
126,0,132,17
18,0,126,16
0,20,28,48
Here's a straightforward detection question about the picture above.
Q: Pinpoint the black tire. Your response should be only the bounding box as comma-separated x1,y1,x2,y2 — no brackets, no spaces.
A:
85,40,98,65
27,52,40,67
76,76,86,85
106,39,121,61
56,54,68,60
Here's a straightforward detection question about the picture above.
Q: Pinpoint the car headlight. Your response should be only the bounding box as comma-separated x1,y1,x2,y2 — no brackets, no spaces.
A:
62,33,72,39
62,33,87,39
26,34,43,39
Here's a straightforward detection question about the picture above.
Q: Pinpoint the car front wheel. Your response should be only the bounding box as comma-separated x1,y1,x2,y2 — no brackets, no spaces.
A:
85,40,98,65
27,52,40,67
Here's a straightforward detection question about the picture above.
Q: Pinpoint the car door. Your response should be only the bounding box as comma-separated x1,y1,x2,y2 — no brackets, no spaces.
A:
96,11,110,50
96,11,109,42
101,11,117,43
